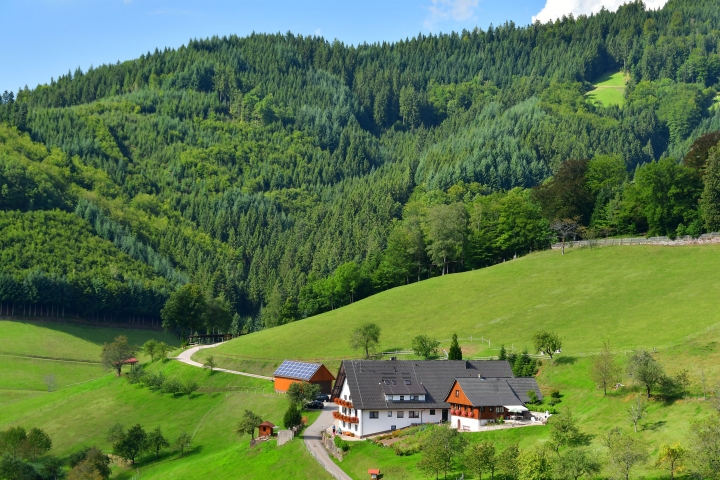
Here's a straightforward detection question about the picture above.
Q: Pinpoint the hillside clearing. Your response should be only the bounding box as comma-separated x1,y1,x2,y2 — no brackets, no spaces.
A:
586,71,626,107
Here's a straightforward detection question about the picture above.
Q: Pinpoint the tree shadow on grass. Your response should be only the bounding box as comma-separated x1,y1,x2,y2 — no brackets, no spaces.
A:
643,420,667,432
112,445,207,478
553,356,577,366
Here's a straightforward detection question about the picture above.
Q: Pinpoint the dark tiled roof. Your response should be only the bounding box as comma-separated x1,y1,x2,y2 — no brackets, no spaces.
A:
454,378,522,406
507,378,544,403
341,360,516,410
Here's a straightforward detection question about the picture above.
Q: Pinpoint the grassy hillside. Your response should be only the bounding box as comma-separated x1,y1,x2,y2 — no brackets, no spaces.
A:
586,71,627,107
0,320,327,479
210,245,720,369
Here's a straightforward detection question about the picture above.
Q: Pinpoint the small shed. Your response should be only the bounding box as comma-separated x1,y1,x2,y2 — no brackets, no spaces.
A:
258,421,275,437
273,360,335,394
368,469,380,479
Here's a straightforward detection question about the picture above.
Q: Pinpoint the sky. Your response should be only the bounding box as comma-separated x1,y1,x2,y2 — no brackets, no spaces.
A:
1,0,668,94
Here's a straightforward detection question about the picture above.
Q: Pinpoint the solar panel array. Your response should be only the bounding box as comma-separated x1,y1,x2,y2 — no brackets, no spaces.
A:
274,360,321,380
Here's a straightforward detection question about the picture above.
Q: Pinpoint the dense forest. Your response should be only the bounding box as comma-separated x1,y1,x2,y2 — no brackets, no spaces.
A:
2,0,720,332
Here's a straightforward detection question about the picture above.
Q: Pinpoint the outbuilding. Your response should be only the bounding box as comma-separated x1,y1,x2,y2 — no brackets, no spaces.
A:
258,421,275,437
273,360,335,394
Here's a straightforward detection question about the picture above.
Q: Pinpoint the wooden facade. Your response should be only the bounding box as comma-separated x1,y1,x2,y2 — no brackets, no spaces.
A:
446,380,508,421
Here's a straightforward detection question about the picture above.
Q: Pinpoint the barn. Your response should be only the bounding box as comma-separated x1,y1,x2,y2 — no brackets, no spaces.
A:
273,360,335,394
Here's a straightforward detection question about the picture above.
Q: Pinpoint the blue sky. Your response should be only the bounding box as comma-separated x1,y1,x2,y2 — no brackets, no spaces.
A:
1,0,666,94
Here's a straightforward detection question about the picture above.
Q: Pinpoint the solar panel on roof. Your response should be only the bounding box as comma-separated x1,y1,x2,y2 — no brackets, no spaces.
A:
273,360,321,380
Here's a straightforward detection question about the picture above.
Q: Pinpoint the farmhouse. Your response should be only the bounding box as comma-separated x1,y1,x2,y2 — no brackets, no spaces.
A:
330,359,542,437
273,360,336,394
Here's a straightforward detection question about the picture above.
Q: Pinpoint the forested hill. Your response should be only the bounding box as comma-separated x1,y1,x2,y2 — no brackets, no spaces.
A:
2,0,720,332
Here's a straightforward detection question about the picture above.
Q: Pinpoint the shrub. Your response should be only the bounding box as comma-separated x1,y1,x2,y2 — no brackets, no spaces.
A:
283,404,302,429
333,436,350,452
181,380,199,397
550,389,561,399
527,390,538,404
126,367,146,385
144,372,167,390
161,378,182,395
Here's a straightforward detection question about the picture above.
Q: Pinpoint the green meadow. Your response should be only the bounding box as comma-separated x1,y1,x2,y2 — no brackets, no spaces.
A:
586,71,626,107
210,245,720,369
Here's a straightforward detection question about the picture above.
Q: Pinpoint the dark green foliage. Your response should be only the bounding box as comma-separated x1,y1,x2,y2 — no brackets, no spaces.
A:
111,424,146,464
286,381,321,406
498,345,507,361
533,159,594,225
2,0,720,329
684,131,720,171
627,350,666,397
67,447,110,479
236,410,263,441
349,323,381,359
146,427,169,459
333,436,350,452
448,334,462,361
512,349,537,377
701,146,720,230
282,404,302,429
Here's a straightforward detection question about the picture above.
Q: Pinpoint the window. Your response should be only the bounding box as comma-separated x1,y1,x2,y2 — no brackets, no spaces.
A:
411,395,418,401
480,406,485,412
400,395,405,401
430,409,436,415
496,407,503,413
369,411,379,419
392,380,396,385
343,421,346,428
354,424,357,431
397,411,404,418
388,411,392,417
455,390,459,397
409,411,420,419
344,395,347,400
404,379,411,385
384,380,390,385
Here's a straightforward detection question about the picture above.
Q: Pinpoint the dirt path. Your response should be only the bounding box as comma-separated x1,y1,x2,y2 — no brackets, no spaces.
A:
174,344,273,380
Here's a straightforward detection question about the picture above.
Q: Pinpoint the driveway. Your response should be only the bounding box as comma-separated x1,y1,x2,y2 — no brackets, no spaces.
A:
174,343,273,380
303,404,353,480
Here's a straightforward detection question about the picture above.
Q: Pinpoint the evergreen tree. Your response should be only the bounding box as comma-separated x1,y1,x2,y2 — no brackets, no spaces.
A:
448,334,462,360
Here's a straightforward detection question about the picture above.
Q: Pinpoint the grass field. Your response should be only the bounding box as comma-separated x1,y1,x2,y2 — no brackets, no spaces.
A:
0,357,328,479
0,320,178,361
586,71,626,107
209,245,720,372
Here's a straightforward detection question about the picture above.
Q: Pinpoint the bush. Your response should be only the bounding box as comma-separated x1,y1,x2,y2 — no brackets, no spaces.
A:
126,367,146,385
550,389,561,399
143,372,167,390
527,390,538,404
333,436,350,452
161,378,182,395
181,380,199,396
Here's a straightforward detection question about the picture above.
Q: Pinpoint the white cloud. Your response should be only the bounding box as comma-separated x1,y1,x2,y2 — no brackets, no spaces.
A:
315,28,322,36
533,0,668,24
424,0,481,30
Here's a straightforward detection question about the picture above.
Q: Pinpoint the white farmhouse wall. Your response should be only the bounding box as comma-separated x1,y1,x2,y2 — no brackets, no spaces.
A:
451,414,484,432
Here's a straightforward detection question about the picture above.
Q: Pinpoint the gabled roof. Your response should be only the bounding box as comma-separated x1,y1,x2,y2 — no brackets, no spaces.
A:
259,421,275,428
340,360,515,410
446,377,543,406
274,360,322,381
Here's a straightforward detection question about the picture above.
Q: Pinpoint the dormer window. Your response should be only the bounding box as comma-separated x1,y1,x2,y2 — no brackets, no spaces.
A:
384,380,390,385
400,395,404,401
392,380,396,385
404,379,411,385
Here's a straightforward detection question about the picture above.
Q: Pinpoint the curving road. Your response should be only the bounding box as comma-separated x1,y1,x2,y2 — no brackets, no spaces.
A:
174,343,272,380
174,343,350,479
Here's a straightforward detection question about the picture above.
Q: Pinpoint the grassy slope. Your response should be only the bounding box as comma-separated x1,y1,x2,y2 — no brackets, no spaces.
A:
212,245,720,368
587,71,626,107
0,320,178,361
0,359,327,479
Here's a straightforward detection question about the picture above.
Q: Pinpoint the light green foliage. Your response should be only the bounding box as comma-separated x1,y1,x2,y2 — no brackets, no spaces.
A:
417,426,466,480
553,448,601,480
411,335,441,359
465,442,497,480
286,381,321,406
591,341,622,396
424,203,467,275
349,323,381,359
549,410,583,453
146,427,170,458
236,410,263,441
603,428,649,480
518,446,554,480
586,155,627,196
689,416,720,480
143,339,158,362
533,331,562,360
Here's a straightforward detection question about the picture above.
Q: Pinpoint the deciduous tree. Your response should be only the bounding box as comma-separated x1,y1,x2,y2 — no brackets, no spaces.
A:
627,350,665,398
533,331,562,360
591,341,621,396
656,443,687,480
100,336,138,377
465,442,497,480
411,335,440,359
236,410,263,441
350,323,381,359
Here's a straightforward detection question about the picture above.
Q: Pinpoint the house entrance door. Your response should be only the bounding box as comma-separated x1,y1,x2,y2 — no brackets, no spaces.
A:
457,419,460,429
441,409,448,422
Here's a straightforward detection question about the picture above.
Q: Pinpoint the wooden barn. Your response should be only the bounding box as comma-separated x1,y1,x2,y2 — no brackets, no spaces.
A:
273,360,335,394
